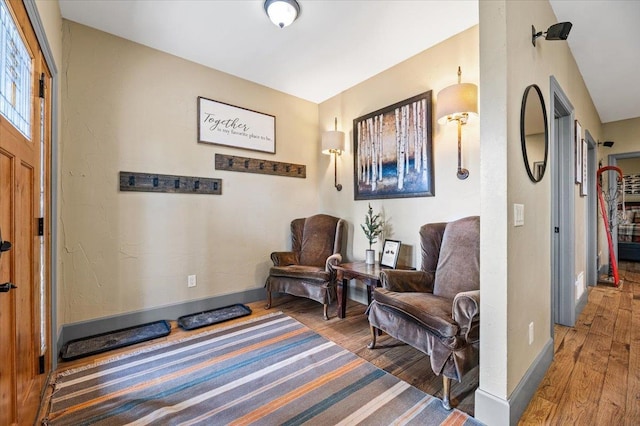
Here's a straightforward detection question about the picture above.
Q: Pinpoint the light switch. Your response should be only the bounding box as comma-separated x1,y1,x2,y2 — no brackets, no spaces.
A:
514,204,524,227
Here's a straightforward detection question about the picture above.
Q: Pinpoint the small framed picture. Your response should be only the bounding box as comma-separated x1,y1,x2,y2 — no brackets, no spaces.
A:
580,139,588,196
574,120,582,184
380,239,401,269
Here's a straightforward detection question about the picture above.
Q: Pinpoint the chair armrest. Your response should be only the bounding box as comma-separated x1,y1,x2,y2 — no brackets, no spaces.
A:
270,251,298,266
452,290,480,341
380,270,434,293
325,253,342,272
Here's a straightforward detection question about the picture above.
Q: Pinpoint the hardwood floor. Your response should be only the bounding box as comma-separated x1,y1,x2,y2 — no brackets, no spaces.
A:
519,261,640,425
37,261,640,424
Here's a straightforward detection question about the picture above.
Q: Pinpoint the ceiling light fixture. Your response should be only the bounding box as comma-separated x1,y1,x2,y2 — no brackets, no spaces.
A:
264,0,300,29
532,22,573,46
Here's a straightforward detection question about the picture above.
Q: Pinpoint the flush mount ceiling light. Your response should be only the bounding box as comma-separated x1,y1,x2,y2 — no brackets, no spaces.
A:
264,0,300,29
532,22,573,46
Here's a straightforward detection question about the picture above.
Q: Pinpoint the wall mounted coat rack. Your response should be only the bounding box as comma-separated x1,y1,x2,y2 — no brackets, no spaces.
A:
119,171,222,195
214,153,306,178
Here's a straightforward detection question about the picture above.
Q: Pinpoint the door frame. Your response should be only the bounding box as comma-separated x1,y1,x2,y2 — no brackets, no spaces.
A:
550,76,580,328
585,130,598,286
24,0,59,368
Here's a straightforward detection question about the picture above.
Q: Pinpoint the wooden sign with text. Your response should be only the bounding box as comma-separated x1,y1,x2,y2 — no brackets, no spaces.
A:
198,97,276,154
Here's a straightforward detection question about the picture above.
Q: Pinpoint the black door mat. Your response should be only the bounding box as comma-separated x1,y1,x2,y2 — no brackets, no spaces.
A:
60,320,171,361
177,304,252,330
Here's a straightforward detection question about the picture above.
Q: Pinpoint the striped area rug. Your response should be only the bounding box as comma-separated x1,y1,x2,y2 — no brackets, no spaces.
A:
45,312,482,425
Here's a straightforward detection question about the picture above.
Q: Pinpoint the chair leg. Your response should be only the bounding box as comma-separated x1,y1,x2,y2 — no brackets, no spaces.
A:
441,376,452,410
265,291,272,309
367,325,377,349
323,304,329,320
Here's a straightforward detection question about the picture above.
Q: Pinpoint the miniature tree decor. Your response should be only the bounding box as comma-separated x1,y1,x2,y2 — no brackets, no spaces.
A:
361,203,383,250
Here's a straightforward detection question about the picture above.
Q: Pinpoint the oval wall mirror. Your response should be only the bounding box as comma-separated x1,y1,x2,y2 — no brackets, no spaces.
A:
520,84,548,182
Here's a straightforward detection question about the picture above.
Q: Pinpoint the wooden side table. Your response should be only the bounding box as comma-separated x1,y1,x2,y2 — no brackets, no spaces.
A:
332,262,414,319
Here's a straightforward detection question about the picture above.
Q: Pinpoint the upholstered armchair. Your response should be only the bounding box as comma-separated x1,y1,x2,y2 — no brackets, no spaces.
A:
265,214,346,320
366,216,480,410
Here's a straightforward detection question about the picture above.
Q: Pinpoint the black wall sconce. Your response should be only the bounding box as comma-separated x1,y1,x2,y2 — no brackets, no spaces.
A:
532,22,573,46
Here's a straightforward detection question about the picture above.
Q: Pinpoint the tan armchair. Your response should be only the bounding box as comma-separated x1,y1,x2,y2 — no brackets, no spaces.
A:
265,214,346,320
366,216,479,410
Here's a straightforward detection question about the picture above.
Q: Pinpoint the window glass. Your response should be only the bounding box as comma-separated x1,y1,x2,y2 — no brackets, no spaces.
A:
0,0,32,139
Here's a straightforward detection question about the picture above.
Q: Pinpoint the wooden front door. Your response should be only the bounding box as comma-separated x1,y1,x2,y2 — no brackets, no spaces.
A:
0,0,51,423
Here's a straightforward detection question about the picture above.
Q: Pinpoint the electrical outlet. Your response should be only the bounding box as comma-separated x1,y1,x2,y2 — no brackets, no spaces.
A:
188,275,197,288
528,322,534,345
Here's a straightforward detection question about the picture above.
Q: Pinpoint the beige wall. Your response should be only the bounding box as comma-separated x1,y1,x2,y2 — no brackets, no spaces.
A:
318,26,480,274
617,157,640,174
602,117,640,207
602,117,640,157
60,21,320,324
619,157,640,203
61,22,480,324
478,0,602,420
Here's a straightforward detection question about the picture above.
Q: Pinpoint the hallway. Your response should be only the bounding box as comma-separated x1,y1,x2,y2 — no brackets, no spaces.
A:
520,262,640,424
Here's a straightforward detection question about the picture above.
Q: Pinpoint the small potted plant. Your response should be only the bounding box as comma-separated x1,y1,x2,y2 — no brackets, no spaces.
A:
361,203,383,264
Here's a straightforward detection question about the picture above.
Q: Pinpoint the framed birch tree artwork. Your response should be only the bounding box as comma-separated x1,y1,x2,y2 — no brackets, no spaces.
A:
353,91,434,200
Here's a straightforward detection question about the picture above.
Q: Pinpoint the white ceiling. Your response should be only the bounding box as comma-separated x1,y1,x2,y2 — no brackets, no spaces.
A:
58,0,638,124
549,0,640,123
58,0,478,104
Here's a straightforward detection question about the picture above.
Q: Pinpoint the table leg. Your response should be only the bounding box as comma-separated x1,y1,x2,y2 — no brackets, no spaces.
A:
367,281,382,335
337,278,348,319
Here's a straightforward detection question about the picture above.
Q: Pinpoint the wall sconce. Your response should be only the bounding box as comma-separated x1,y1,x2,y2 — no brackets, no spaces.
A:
264,0,300,29
532,22,572,46
436,66,478,180
322,117,344,191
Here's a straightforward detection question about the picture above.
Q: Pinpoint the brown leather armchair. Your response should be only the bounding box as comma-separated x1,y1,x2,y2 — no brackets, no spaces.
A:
366,216,479,410
265,214,346,320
